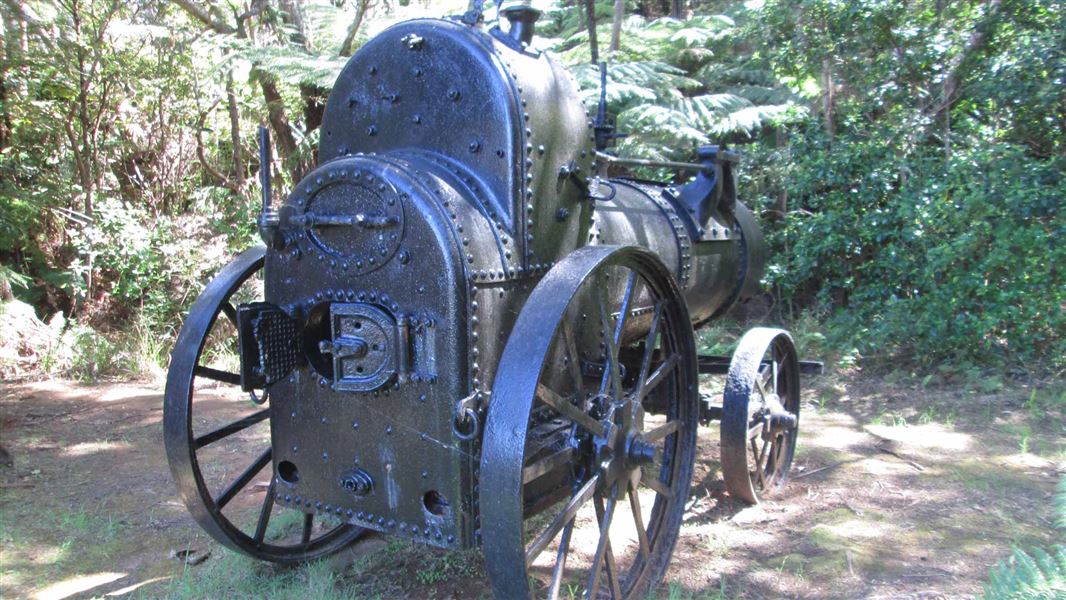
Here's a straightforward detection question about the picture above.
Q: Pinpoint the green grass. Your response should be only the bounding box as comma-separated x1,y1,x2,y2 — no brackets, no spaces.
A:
151,552,358,600
414,548,480,585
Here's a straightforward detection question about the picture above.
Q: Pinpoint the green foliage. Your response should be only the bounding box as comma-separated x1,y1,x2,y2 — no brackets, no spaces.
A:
0,0,1062,378
981,477,1066,599
769,139,1065,370
548,9,806,171
983,546,1066,600
744,0,1066,374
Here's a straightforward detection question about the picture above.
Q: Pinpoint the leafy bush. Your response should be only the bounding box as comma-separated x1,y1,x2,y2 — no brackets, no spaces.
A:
766,133,1065,372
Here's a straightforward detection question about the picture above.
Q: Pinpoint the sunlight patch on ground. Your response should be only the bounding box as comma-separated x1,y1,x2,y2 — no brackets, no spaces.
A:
97,387,158,403
34,572,126,600
860,456,919,476
105,575,172,596
999,452,1055,469
802,424,870,451
31,545,68,566
63,440,131,457
809,519,893,545
864,423,972,453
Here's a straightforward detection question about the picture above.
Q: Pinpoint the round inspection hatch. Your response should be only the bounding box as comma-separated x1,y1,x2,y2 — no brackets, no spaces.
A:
297,170,405,274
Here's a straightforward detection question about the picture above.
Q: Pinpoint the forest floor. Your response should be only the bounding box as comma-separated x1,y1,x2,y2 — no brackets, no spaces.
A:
0,373,1062,600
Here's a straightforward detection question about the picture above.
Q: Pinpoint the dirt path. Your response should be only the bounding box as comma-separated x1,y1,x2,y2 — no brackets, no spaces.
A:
0,377,1061,599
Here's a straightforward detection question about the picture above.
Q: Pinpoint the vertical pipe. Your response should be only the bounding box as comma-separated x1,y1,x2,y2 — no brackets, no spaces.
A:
259,125,271,213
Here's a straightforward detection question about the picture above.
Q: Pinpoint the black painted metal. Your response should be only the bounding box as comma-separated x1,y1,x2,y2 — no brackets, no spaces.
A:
164,7,803,595
164,247,364,562
720,328,801,504
481,246,698,599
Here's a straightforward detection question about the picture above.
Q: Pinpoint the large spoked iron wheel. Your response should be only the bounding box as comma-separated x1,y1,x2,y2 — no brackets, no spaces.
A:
720,327,800,504
481,246,699,600
164,246,363,562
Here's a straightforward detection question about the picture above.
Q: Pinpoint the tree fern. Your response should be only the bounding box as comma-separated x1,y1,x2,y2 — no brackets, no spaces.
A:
546,7,805,161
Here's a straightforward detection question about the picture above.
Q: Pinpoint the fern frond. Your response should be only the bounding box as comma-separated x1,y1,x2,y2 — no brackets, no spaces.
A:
237,46,347,89
983,545,1066,600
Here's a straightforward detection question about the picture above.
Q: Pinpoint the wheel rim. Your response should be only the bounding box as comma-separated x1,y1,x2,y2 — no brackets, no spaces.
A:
720,328,800,505
163,246,363,563
481,246,698,600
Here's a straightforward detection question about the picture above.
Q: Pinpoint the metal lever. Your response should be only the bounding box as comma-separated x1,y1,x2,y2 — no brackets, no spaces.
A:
257,126,284,249
319,338,369,359
290,212,399,229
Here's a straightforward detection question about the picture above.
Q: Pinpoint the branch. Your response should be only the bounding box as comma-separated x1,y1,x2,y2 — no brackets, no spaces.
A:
196,98,240,192
339,0,372,56
935,0,1003,116
170,0,236,35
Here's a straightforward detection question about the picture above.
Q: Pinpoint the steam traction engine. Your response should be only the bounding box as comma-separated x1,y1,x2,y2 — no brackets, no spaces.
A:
164,6,809,599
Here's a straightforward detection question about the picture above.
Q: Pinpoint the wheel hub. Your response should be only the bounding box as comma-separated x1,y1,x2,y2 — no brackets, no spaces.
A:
591,392,656,490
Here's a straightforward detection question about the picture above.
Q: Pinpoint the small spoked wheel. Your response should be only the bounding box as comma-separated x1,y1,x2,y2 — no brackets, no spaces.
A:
481,246,699,600
720,327,800,504
164,246,363,562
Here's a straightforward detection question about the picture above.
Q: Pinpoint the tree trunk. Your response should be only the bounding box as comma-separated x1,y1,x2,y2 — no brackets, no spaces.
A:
0,20,9,151
584,0,599,63
70,0,95,215
170,0,305,185
936,0,1002,156
278,0,311,50
226,68,243,189
670,0,684,19
774,127,789,221
340,0,372,57
259,75,301,181
1,1,28,149
301,83,325,132
821,57,834,142
609,0,623,52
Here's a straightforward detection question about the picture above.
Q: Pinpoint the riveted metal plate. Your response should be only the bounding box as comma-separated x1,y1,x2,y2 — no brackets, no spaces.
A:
290,169,406,275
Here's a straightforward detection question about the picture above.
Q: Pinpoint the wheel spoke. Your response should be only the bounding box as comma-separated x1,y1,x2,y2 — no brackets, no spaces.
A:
639,469,673,499
595,493,624,600
596,285,622,399
747,422,764,440
642,419,679,444
752,438,769,488
194,409,270,450
640,353,678,400
771,357,780,396
586,491,619,600
765,434,784,487
216,447,272,509
194,365,242,385
613,271,639,346
561,321,585,394
628,480,651,563
301,513,313,544
523,447,576,484
632,303,663,402
615,272,639,431
537,383,605,438
253,479,276,543
526,474,600,566
547,521,575,600
756,362,772,396
221,302,238,327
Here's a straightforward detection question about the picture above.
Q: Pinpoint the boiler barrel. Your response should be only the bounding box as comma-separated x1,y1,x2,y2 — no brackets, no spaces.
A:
590,179,766,326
